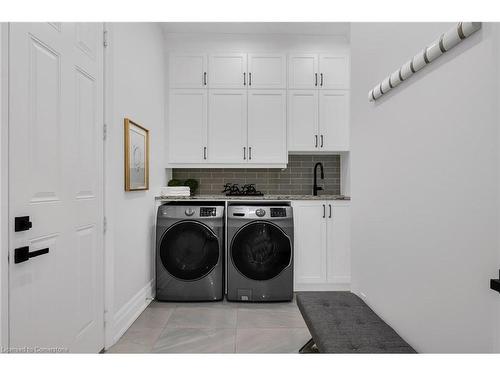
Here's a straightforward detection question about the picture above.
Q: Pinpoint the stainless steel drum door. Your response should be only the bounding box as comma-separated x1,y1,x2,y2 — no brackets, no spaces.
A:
230,221,292,281
159,221,220,281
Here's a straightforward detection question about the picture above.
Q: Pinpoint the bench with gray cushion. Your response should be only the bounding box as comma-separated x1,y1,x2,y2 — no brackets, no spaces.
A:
296,291,416,353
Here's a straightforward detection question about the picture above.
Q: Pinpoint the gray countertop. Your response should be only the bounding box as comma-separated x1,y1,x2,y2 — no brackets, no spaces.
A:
155,194,350,201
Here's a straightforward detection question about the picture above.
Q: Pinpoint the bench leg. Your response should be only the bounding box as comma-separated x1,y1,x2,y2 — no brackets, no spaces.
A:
299,338,319,354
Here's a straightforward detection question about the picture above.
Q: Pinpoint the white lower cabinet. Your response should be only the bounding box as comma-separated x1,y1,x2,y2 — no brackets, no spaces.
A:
292,200,351,291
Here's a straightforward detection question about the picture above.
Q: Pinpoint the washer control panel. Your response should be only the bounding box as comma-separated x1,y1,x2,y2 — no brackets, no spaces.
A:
200,207,217,217
270,208,287,217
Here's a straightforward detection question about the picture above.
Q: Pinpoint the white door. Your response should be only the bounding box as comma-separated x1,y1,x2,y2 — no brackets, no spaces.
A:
208,90,247,163
287,90,318,152
319,90,350,151
319,54,349,89
169,89,208,163
288,54,318,89
293,201,327,286
247,90,287,164
326,202,351,284
169,53,208,89
9,22,104,353
208,53,247,89
247,53,286,89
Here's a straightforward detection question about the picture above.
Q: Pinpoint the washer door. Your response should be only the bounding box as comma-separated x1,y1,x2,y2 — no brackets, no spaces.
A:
231,221,292,281
160,221,220,281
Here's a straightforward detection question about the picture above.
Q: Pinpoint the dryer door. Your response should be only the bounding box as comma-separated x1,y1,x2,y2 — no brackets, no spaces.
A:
159,221,220,281
231,221,292,281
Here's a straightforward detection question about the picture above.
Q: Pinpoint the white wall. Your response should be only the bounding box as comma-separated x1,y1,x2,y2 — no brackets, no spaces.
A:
350,23,500,353
163,32,349,53
104,22,166,347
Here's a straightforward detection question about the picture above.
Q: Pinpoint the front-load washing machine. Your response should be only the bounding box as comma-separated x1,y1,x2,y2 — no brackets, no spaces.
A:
227,204,293,302
156,203,224,301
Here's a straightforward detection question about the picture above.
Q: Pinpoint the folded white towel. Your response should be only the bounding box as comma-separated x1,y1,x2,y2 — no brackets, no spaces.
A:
160,186,190,196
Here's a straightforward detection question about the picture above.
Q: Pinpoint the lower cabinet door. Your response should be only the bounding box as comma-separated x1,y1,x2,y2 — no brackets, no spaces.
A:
292,201,327,285
327,201,351,284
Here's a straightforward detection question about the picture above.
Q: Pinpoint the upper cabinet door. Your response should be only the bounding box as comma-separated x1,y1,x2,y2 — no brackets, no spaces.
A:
319,54,350,89
208,90,248,164
288,90,319,152
169,53,208,89
288,54,318,89
247,54,286,89
247,90,287,164
208,53,247,89
319,90,349,152
168,89,208,163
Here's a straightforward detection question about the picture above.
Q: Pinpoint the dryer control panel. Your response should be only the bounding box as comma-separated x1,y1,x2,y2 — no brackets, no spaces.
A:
270,208,287,217
200,207,217,217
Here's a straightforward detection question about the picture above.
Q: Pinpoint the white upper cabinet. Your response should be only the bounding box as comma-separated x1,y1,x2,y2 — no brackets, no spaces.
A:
208,90,247,163
247,54,287,89
169,53,208,89
288,52,350,152
247,90,287,164
168,89,207,163
319,54,350,89
288,54,318,89
319,90,349,152
288,90,318,152
208,53,247,89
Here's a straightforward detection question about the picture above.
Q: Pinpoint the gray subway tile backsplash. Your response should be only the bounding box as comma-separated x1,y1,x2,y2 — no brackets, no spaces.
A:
172,155,341,196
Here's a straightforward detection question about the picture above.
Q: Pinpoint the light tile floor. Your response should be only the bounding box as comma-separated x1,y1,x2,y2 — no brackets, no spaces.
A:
107,297,311,353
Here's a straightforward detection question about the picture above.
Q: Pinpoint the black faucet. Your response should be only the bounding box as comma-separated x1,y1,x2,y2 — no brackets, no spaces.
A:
313,162,324,196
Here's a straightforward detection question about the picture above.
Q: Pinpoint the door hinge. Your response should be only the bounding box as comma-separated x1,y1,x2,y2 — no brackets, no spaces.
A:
103,123,107,141
103,217,107,234
103,30,108,48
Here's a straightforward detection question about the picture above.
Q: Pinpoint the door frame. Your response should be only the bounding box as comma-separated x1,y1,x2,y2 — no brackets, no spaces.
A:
0,22,107,352
1,22,10,350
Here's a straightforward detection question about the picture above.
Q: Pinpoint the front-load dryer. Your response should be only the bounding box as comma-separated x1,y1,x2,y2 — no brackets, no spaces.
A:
227,204,293,302
156,203,224,301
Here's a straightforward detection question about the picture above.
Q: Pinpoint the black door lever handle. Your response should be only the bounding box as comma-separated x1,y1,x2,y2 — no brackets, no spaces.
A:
14,246,49,264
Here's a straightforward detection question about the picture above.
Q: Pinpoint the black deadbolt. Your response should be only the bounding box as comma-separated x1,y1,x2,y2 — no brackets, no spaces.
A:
15,216,32,232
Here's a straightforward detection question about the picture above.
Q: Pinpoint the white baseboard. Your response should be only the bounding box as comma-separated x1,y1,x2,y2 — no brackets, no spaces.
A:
106,279,154,349
294,283,351,292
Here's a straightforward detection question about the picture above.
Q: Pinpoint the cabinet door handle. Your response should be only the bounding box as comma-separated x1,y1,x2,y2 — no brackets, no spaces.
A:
323,204,326,218
249,147,252,160
243,147,246,160
315,135,318,148
329,204,332,218
203,146,207,160
203,72,207,86
243,72,246,86
315,73,318,87
249,72,252,86
320,73,323,87
320,135,324,148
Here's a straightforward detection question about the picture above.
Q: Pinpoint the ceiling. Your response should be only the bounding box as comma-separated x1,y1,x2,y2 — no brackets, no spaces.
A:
161,22,350,36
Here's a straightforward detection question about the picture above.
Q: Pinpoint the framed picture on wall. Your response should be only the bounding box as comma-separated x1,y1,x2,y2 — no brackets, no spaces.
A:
124,118,150,191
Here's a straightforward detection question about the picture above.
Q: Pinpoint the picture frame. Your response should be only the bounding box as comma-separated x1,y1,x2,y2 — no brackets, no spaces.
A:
124,118,150,191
